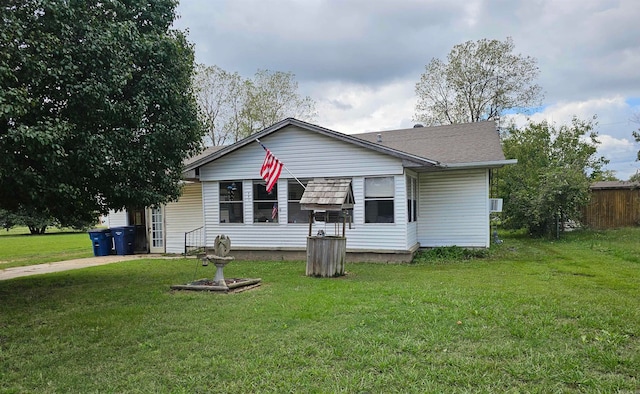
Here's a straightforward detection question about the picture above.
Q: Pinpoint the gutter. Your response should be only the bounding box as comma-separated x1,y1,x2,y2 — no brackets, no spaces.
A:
439,159,518,169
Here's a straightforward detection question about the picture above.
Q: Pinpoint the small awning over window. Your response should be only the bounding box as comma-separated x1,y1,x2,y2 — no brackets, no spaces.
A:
300,179,355,211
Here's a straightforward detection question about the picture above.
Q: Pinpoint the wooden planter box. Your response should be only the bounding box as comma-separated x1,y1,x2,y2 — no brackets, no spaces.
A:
306,236,346,277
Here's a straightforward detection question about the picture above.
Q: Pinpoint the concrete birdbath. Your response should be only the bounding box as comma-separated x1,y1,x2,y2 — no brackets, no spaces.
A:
171,235,261,293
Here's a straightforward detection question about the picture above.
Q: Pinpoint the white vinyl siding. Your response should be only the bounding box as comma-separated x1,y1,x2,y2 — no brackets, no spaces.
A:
417,169,490,248
202,178,409,252
199,126,402,181
106,210,128,227
165,182,204,254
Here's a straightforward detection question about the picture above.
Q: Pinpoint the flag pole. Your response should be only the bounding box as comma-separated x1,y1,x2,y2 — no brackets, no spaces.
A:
255,138,306,190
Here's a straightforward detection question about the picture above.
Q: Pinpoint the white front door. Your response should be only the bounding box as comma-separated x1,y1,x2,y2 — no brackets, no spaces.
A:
148,206,165,253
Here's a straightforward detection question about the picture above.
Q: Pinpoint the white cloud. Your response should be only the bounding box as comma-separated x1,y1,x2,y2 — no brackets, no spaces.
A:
174,0,640,177
308,79,416,133
597,134,635,156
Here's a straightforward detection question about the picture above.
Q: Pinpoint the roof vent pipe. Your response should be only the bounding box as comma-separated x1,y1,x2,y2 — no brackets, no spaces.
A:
413,124,424,128
376,133,382,143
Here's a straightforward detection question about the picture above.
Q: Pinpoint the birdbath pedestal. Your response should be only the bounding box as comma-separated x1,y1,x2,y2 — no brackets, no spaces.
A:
172,234,261,293
211,255,234,287
206,234,234,288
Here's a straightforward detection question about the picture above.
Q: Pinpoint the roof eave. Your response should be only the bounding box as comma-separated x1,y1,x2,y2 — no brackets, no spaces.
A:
183,118,445,172
439,159,518,169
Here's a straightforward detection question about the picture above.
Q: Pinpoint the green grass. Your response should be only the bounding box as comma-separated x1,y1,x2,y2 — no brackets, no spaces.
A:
0,230,94,268
0,228,639,392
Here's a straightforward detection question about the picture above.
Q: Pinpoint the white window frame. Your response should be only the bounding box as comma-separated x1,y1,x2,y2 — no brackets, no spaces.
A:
407,175,417,223
364,176,395,224
219,181,243,224
253,181,279,223
287,179,309,224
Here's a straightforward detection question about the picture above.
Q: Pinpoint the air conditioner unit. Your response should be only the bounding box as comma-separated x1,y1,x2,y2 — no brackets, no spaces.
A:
489,198,503,213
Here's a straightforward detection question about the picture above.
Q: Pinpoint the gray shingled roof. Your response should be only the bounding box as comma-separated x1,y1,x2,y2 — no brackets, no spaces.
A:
183,118,513,173
183,146,224,167
591,181,640,190
300,179,354,211
354,121,505,164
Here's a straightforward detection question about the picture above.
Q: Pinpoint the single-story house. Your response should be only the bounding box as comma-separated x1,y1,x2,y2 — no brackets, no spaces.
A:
107,118,515,262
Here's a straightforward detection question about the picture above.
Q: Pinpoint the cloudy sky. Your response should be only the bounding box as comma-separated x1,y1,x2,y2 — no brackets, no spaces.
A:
173,0,640,180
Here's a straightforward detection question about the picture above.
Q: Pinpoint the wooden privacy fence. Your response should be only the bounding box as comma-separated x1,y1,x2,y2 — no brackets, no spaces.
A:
581,182,640,229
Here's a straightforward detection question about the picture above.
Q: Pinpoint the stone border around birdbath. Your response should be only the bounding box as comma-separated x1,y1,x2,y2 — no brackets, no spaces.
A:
170,278,262,293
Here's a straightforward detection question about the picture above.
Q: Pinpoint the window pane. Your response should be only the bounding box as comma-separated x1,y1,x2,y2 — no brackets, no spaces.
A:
407,176,417,223
288,201,308,223
220,202,243,223
220,181,242,201
254,202,278,222
365,200,394,223
365,177,394,197
254,182,277,200
288,182,305,200
287,180,308,223
413,200,417,221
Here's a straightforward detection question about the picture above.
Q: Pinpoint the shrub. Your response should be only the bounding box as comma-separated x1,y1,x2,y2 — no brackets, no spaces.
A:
412,246,489,263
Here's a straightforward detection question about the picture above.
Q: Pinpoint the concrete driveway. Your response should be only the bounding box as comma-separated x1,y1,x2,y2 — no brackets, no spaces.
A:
0,254,166,281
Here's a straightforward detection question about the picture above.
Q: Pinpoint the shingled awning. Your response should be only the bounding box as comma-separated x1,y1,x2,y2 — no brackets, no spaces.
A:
300,179,354,211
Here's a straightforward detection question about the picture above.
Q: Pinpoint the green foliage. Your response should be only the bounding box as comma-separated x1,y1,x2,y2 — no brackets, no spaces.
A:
415,37,543,126
499,117,608,237
0,0,204,227
0,206,95,234
194,65,317,146
590,169,620,181
632,111,640,163
1,228,639,392
412,246,490,263
633,129,640,161
0,208,57,234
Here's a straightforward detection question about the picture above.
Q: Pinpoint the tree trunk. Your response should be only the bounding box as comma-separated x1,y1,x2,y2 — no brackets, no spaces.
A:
28,226,47,235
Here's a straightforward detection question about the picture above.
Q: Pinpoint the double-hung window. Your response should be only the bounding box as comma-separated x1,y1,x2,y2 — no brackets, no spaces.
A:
287,180,308,223
407,176,417,222
364,177,395,223
253,181,278,223
219,181,243,223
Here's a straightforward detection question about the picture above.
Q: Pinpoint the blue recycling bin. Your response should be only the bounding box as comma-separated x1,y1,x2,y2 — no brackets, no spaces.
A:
111,226,135,255
88,229,112,257
111,226,136,255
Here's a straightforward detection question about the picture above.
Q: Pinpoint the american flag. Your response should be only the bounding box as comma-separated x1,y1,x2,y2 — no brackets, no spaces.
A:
260,149,283,193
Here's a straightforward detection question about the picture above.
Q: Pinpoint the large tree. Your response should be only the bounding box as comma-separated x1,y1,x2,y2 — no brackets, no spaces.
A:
0,0,203,227
415,37,543,126
193,64,245,146
499,117,608,237
632,111,640,164
194,66,316,146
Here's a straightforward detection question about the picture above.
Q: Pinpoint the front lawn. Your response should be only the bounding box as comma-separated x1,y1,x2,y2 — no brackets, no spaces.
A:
0,229,638,392
0,230,93,269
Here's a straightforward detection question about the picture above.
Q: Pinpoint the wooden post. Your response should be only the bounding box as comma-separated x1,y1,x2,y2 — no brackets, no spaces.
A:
308,211,313,236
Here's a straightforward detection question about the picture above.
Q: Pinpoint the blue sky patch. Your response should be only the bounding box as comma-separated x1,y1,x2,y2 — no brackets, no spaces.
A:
625,97,640,107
